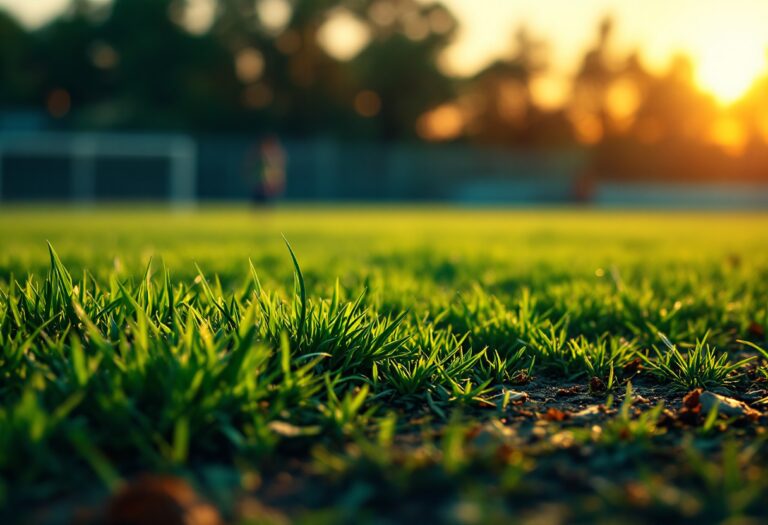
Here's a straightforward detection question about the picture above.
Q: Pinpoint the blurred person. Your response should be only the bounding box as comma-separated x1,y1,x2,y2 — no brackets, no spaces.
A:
572,167,597,203
243,136,286,205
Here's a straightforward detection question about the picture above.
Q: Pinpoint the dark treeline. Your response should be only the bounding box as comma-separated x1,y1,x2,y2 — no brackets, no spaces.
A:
0,0,457,139
2,0,768,182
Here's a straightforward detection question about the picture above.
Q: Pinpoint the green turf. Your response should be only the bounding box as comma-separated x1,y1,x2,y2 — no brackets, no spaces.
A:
1,206,767,524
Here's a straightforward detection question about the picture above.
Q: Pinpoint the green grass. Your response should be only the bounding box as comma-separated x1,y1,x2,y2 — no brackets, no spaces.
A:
1,206,768,524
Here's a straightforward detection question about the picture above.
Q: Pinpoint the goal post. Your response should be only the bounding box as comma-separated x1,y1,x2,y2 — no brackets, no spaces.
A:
0,132,197,205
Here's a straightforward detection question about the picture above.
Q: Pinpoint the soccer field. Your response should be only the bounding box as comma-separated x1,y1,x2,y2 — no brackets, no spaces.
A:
2,206,768,524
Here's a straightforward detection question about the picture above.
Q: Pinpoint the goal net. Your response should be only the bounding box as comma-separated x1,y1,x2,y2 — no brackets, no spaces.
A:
0,132,197,205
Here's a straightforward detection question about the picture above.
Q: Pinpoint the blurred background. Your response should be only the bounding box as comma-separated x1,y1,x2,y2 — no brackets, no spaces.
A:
1,0,768,207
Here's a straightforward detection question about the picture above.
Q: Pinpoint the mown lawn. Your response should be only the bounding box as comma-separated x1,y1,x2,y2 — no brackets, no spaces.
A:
1,206,768,525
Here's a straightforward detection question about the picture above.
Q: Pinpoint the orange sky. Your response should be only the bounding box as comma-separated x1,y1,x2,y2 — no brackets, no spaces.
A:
439,0,768,106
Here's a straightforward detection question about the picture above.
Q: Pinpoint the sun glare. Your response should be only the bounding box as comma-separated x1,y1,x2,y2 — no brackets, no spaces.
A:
693,32,766,105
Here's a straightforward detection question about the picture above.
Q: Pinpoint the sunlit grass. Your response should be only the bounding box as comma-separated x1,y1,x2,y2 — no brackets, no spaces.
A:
1,206,767,523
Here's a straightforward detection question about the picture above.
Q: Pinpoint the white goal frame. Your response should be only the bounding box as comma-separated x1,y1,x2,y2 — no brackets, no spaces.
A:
0,132,197,205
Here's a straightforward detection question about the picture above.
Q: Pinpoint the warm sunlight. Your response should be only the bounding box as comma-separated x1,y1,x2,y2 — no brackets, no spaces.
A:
5,1,768,523
694,32,766,104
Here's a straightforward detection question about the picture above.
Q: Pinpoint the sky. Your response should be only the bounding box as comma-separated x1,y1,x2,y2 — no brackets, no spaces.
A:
439,0,768,105
3,0,768,105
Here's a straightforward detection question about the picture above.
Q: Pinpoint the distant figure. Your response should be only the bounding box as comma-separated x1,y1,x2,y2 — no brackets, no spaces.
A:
243,136,286,205
572,168,597,203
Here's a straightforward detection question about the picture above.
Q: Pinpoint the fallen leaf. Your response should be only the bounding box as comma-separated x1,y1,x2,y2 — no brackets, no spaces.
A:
542,407,568,422
623,358,643,376
510,370,531,385
556,386,580,397
678,389,702,424
748,321,765,338
105,475,222,525
682,389,702,409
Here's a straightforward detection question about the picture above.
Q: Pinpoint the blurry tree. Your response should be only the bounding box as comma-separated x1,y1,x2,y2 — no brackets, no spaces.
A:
28,2,104,122
601,51,652,134
0,12,37,106
462,25,551,145
209,0,461,140
568,16,617,144
213,0,359,135
99,0,239,129
594,54,725,183
630,54,716,143
732,67,768,181
729,61,768,148
348,1,459,140
18,0,241,129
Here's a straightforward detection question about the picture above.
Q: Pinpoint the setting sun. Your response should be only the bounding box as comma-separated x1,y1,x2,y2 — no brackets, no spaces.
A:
694,32,766,104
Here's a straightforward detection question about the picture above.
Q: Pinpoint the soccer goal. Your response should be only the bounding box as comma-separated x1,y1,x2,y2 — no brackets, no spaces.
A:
0,132,197,205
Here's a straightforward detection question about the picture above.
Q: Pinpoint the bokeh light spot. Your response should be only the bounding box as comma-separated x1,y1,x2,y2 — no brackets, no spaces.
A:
354,90,382,117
